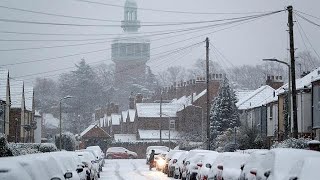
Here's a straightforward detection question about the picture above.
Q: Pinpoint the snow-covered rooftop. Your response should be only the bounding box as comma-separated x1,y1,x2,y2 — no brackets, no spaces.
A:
236,85,275,110
111,113,121,125
0,69,8,101
194,89,206,102
114,134,137,142
128,109,136,122
278,67,320,94
136,103,183,118
24,86,33,111
235,89,255,102
138,129,180,140
121,110,128,122
80,124,96,137
10,80,24,108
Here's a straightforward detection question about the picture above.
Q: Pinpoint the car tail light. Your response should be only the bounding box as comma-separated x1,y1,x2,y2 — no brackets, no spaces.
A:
203,175,208,180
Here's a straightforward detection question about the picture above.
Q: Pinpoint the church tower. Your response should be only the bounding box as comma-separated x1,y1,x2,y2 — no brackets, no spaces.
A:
112,0,150,85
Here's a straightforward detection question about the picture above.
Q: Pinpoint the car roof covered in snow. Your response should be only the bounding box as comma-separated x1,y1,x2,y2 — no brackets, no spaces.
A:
286,157,320,180
0,158,33,180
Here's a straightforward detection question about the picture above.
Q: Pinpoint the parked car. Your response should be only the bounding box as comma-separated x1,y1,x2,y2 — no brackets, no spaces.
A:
86,146,105,166
49,152,83,180
0,159,33,180
163,150,186,174
206,152,249,180
195,152,220,180
80,149,103,177
76,151,99,180
106,147,138,159
242,148,320,180
178,150,213,180
286,157,320,180
167,151,186,177
146,146,170,164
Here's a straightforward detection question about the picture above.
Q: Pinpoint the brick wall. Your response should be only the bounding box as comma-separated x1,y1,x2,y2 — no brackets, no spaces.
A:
8,108,21,142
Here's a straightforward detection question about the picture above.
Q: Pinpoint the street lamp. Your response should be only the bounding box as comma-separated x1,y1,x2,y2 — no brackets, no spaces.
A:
59,95,73,151
263,58,291,137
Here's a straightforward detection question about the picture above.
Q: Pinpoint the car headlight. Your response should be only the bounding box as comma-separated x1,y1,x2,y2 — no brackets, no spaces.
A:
157,159,166,167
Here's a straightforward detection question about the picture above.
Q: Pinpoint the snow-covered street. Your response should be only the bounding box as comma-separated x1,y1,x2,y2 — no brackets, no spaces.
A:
101,159,172,180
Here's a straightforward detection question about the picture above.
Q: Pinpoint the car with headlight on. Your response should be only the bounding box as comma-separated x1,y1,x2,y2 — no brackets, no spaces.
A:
146,146,169,164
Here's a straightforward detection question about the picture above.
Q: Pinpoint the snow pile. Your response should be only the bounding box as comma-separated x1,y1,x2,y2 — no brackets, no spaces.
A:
271,138,311,149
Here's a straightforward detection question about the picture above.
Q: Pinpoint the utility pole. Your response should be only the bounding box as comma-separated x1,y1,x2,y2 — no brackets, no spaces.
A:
59,101,62,151
160,91,162,143
206,37,210,150
287,6,298,138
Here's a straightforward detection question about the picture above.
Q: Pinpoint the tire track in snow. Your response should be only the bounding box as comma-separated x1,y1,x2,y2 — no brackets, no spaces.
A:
114,162,125,180
131,161,151,180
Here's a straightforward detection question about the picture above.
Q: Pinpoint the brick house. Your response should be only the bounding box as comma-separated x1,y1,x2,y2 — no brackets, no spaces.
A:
80,124,111,151
0,69,10,137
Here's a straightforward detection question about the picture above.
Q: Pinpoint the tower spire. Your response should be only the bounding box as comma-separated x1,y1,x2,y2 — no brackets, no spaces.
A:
121,0,141,32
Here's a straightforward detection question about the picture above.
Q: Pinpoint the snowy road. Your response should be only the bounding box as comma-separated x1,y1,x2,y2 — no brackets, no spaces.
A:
101,159,173,180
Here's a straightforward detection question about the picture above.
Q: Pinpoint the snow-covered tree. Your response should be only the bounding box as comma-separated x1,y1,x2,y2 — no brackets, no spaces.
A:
55,132,76,151
209,77,240,149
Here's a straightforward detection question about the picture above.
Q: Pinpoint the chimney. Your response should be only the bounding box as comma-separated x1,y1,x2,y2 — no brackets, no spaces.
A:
129,92,135,109
135,93,143,106
195,76,206,94
266,75,284,89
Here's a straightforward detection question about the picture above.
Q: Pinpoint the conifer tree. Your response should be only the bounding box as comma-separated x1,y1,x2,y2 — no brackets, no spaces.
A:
209,77,240,148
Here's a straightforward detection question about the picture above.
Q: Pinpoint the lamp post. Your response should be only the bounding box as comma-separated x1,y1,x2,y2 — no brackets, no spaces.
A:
59,95,73,151
263,59,291,137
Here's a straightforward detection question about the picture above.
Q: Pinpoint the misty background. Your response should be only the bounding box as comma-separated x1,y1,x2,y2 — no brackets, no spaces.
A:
0,0,319,86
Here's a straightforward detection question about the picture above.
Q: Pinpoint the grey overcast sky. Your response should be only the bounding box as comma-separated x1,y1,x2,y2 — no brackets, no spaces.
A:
0,0,319,85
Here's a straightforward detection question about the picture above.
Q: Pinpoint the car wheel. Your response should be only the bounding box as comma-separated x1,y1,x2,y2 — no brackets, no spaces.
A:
128,155,134,159
107,155,112,159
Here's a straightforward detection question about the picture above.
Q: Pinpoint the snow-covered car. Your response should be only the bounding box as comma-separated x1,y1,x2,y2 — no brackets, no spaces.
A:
242,148,320,180
155,154,167,171
195,151,220,180
80,149,103,177
178,150,212,179
86,146,105,166
286,157,320,180
0,159,33,180
76,151,99,180
182,150,218,180
106,147,138,159
206,152,249,180
167,151,187,177
4,153,72,180
164,150,186,174
145,146,170,164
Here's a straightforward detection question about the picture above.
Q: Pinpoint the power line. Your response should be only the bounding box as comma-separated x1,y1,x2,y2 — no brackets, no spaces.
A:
16,41,204,81
294,14,316,67
0,10,284,29
295,12,320,28
1,10,281,66
74,0,277,15
294,13,320,62
294,10,320,21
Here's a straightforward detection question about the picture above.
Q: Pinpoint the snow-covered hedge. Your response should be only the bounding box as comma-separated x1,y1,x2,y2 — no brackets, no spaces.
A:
0,133,13,157
55,132,76,151
0,134,57,157
271,138,311,149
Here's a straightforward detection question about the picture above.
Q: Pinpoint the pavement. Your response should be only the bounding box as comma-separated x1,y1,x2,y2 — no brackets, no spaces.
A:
100,159,173,180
